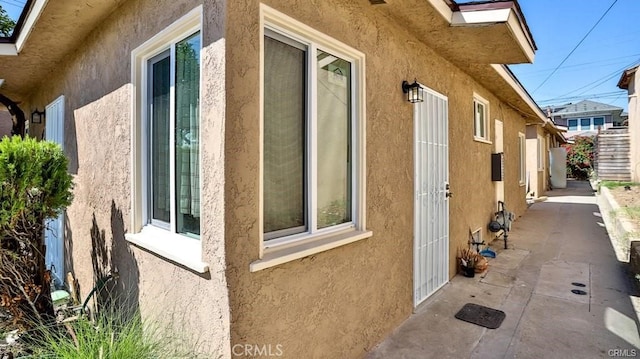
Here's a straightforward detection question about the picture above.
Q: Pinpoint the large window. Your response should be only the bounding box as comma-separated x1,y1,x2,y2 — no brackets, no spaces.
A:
568,119,578,131
259,5,368,257
473,95,490,142
263,31,354,242
128,7,207,273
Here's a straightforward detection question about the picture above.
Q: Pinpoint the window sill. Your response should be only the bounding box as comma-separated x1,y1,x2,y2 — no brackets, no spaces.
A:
125,226,209,273
473,137,492,145
250,229,373,272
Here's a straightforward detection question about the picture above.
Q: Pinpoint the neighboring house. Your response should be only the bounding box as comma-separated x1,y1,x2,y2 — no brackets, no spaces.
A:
618,66,639,182
525,119,567,198
0,0,548,357
545,100,625,139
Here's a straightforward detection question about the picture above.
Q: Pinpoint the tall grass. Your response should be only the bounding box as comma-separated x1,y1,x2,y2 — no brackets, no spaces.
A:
22,309,202,359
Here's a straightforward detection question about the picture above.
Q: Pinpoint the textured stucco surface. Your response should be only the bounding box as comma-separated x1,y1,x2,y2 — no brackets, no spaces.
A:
225,1,530,358
24,0,231,357
6,0,543,357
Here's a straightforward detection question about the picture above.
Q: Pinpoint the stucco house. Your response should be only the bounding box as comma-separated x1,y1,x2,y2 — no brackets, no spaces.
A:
545,100,625,139
0,0,549,357
618,65,639,182
525,119,567,198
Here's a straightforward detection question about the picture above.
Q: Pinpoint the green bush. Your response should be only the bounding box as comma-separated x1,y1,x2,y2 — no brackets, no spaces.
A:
0,136,73,330
564,136,595,180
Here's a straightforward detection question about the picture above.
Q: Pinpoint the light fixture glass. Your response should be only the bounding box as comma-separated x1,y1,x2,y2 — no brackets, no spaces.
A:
402,79,424,103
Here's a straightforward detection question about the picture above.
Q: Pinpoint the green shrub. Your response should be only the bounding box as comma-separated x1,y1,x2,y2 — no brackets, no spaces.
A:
0,136,74,330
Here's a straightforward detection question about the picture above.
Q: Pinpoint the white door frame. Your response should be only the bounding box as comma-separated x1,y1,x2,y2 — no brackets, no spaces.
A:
413,86,449,307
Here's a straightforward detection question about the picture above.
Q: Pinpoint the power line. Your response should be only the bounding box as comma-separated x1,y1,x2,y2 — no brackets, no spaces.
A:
537,90,627,104
553,57,640,99
531,0,618,94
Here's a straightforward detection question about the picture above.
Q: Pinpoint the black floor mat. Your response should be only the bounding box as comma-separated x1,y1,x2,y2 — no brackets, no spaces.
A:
454,303,506,329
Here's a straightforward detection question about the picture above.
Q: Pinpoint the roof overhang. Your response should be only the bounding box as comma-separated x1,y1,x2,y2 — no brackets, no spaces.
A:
0,0,126,101
376,0,536,65
617,66,638,90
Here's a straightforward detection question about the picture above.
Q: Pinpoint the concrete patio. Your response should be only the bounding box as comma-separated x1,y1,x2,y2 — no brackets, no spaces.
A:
367,180,640,358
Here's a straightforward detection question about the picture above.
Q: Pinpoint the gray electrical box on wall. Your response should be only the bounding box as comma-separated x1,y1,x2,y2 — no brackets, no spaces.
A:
491,152,504,181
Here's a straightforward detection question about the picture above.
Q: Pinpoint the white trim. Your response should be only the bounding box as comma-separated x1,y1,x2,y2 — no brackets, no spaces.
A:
251,230,372,272
452,8,511,24
0,44,17,56
518,132,526,185
473,93,490,141
257,4,368,269
126,227,208,273
15,0,49,53
129,6,207,271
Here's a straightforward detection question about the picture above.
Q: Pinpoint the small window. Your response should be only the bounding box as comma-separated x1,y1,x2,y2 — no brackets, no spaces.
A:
537,136,544,171
593,117,604,128
473,95,489,141
518,132,526,185
580,118,591,130
568,119,578,131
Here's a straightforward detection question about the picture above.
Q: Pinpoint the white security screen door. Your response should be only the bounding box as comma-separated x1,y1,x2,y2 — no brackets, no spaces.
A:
414,86,449,306
44,95,65,287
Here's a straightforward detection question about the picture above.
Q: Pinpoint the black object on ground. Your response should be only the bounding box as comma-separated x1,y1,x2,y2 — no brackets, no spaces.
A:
571,289,587,295
454,303,506,329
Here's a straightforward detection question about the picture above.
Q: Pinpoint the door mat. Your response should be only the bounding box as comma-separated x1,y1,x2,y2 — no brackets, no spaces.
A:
454,303,505,329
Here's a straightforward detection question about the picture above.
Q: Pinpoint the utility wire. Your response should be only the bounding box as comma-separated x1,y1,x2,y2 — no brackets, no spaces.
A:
531,0,618,94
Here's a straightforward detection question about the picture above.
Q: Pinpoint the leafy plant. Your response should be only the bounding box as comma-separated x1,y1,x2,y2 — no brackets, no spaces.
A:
0,136,73,331
564,135,595,180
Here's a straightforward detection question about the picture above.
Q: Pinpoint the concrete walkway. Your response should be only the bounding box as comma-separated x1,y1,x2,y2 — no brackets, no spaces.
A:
367,180,640,358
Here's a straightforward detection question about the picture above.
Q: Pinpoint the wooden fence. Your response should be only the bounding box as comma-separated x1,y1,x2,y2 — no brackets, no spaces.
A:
595,128,631,181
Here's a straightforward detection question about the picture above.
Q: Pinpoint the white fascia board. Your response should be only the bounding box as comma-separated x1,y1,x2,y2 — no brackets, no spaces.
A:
453,8,535,63
15,0,49,53
0,43,18,56
427,0,454,23
491,64,546,124
451,8,511,25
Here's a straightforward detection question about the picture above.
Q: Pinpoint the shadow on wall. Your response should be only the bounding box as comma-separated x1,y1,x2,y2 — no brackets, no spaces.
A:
88,201,140,319
0,109,14,138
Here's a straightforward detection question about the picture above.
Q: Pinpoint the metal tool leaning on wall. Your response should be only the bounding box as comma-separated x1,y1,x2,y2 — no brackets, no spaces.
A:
488,201,515,249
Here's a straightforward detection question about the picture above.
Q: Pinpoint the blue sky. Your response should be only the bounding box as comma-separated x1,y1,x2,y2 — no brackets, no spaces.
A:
2,0,638,112
509,0,639,112
0,0,24,22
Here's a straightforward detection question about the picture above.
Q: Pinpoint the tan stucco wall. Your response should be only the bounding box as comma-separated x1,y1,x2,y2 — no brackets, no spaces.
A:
25,0,231,356
629,73,640,182
225,1,528,357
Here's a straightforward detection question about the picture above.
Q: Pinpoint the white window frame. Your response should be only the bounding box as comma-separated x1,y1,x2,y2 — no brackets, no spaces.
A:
518,132,526,186
537,135,544,171
251,4,371,272
473,94,490,143
126,6,208,273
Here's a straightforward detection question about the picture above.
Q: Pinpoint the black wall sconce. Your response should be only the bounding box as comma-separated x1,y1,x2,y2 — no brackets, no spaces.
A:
402,79,424,103
31,109,45,124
